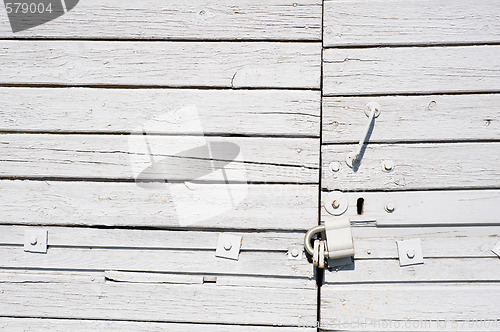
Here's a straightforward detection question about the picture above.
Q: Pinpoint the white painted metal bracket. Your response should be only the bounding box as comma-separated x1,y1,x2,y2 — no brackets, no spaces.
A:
397,239,424,266
24,229,48,253
215,233,242,260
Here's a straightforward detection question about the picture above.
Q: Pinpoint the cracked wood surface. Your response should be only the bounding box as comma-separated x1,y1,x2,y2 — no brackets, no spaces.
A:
0,181,317,229
324,0,500,47
0,0,322,41
0,134,319,183
0,272,317,326
322,94,500,143
0,88,320,136
322,142,500,191
323,45,500,95
0,41,321,89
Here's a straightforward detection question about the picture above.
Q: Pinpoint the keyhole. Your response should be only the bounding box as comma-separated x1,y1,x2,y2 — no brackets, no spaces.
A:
356,198,364,215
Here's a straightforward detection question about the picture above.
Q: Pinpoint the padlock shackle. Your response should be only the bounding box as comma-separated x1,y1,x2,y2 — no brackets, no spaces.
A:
304,225,328,257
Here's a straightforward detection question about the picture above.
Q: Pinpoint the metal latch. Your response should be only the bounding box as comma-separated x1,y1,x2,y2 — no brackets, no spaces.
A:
346,102,381,168
304,220,355,269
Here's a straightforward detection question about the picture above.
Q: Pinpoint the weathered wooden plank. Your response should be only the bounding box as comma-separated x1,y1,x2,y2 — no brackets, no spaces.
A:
0,41,321,88
323,46,500,95
323,0,500,47
0,226,305,250
0,134,319,183
354,233,499,259
322,94,500,143
322,143,500,190
0,317,316,332
0,246,312,277
320,190,500,225
0,88,320,136
324,258,500,283
0,181,317,230
0,278,317,326
321,284,500,331
0,0,321,41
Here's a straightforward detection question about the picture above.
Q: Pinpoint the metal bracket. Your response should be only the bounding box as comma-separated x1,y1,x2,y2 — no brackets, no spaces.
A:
215,233,242,260
397,239,424,266
24,229,48,253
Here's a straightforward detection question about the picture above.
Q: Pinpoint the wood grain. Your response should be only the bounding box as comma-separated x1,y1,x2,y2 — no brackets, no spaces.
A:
324,258,500,283
0,246,312,277
0,225,306,250
322,143,500,190
0,134,319,183
0,88,320,136
0,317,316,332
0,41,321,88
320,190,500,225
323,45,500,95
0,181,318,230
0,276,317,326
321,284,500,331
324,0,500,47
322,94,500,143
0,0,322,41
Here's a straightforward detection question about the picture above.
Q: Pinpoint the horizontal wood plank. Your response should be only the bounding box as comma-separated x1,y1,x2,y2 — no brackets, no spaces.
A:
0,317,316,332
322,143,500,190
321,284,500,331
0,0,321,41
323,46,500,95
0,88,320,136
0,41,321,88
320,190,500,225
0,134,319,183
353,230,500,259
324,258,500,283
0,274,316,326
0,226,305,250
0,246,312,277
0,181,317,230
322,94,500,143
324,0,500,47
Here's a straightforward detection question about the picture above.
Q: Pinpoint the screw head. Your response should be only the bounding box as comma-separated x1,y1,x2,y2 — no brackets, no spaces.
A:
407,249,415,259
382,160,394,172
329,161,341,173
291,249,299,257
30,237,38,246
331,200,340,208
385,201,396,213
223,242,232,251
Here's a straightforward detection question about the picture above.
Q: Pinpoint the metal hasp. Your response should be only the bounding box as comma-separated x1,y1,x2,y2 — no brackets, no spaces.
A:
215,233,242,260
346,102,381,168
397,238,424,266
24,229,48,253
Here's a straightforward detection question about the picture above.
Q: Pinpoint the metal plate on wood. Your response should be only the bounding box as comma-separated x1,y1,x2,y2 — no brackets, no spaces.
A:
24,229,47,253
215,234,242,261
396,239,423,267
